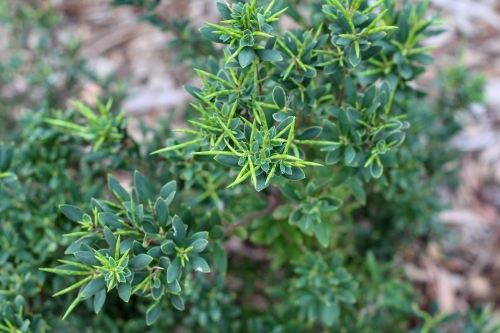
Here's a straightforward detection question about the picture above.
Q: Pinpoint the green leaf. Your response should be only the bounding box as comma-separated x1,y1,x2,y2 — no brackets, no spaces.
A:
400,63,413,80
411,53,434,65
276,116,293,136
62,296,82,320
39,267,90,276
213,241,227,274
154,197,169,228
216,2,232,20
367,31,386,42
124,201,144,226
167,257,181,283
190,239,208,253
160,180,176,200
108,174,130,203
120,237,135,253
272,86,286,109
161,239,176,255
0,143,14,172
353,12,369,26
74,251,100,266
333,9,350,31
129,254,153,269
255,173,269,192
60,205,85,222
257,12,265,31
187,231,209,245
148,246,162,259
386,131,405,147
103,227,117,254
146,299,162,325
348,178,366,204
233,226,248,240
171,294,185,311
272,205,293,220
397,10,410,43
166,280,181,293
362,84,377,109
238,46,255,68
214,155,240,167
344,145,356,164
297,126,322,140
336,37,352,46
273,112,288,122
370,158,383,178
93,290,106,314
81,276,106,297
210,225,224,239
53,276,92,297
265,36,277,49
158,256,171,270
325,148,344,165
117,282,132,302
338,107,350,125
172,215,186,244
200,26,228,44
255,49,283,62
134,171,153,203
143,221,159,233
184,85,203,100
289,208,303,224
152,285,163,300
278,183,301,200
374,91,387,111
189,256,210,273
313,221,329,247
344,76,357,106
320,301,339,326
347,44,361,67
323,197,343,210
337,289,356,303
282,166,305,181
152,139,202,155
440,312,462,324
98,212,124,228
362,45,383,60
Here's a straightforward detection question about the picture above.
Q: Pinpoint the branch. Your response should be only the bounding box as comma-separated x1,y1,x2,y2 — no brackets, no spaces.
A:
224,186,281,235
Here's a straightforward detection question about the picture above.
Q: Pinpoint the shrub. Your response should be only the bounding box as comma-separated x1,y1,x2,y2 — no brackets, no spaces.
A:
0,0,493,332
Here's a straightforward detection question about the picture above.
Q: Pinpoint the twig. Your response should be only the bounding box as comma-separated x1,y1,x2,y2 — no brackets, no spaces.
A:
224,186,281,235
337,69,348,107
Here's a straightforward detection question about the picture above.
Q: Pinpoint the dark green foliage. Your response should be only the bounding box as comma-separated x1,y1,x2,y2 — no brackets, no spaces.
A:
41,175,213,322
291,252,357,325
0,0,495,332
